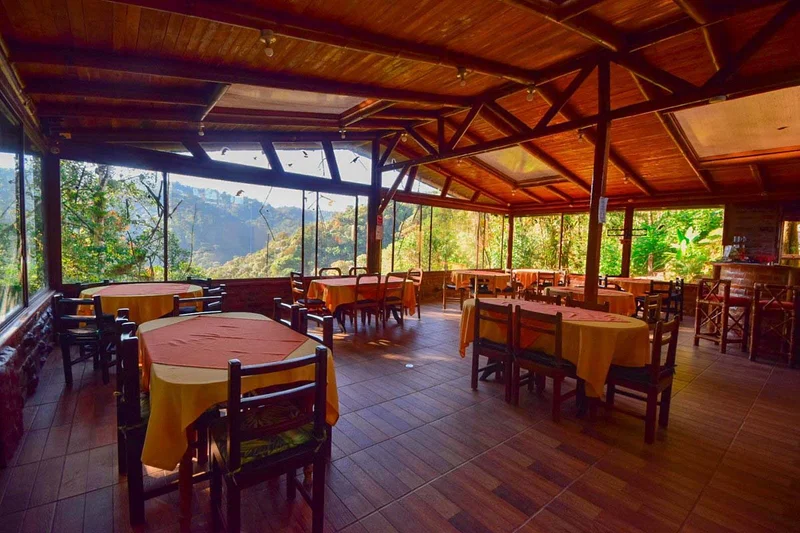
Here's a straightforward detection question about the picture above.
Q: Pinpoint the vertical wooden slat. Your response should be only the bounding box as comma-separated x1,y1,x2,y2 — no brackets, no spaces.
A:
620,205,634,277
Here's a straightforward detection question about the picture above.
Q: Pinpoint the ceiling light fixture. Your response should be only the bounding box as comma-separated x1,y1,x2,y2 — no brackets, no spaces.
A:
400,132,408,143
526,86,536,102
456,67,468,87
577,129,584,143
198,123,205,137
260,29,277,57
339,127,347,139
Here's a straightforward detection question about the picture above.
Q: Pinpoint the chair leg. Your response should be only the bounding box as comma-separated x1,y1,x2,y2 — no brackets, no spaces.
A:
60,340,73,385
210,458,222,532
551,377,561,423
645,391,658,444
226,484,241,533
117,429,127,475
659,385,673,428
470,351,479,390
503,357,512,404
100,343,110,385
126,438,145,525
511,361,520,406
605,383,615,419
312,455,326,533
720,305,729,354
286,469,297,500
325,424,333,459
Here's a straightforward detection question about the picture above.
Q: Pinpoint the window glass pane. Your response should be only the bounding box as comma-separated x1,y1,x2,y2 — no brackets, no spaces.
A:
200,143,270,169
355,196,368,268
167,174,304,279
61,161,164,283
631,207,723,281
781,219,800,266
420,205,432,271
304,191,318,274
511,215,560,269
0,108,21,321
392,202,423,271
316,193,356,274
429,207,480,271
333,142,371,185
479,213,506,269
600,211,625,277
561,213,589,273
24,137,45,295
276,142,330,178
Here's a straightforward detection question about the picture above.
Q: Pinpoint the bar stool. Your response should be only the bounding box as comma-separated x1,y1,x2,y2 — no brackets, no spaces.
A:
749,284,798,367
693,279,751,354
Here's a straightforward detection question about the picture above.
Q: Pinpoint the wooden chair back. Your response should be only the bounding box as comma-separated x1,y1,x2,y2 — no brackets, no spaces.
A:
696,278,730,306
523,292,561,306
349,267,368,276
474,300,513,349
117,322,142,427
273,298,300,329
538,272,556,288
643,294,662,324
408,268,423,287
225,346,328,471
647,319,680,384
514,306,563,365
384,271,408,302
290,272,306,303
649,280,674,299
187,276,212,287
297,308,334,350
355,273,381,302
52,293,106,334
564,294,610,312
172,294,226,316
319,267,342,277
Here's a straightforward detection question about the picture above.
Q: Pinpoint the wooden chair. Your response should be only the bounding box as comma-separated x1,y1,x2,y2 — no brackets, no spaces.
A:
297,308,334,351
694,278,751,354
649,280,676,320
497,269,519,299
52,293,117,385
319,267,342,277
117,322,211,524
749,284,798,366
290,272,327,313
442,270,468,310
186,276,212,287
341,273,381,334
273,298,301,329
471,300,513,403
349,266,368,276
605,318,679,443
203,283,227,312
557,270,569,287
407,268,423,319
511,306,577,421
172,293,226,317
537,272,557,294
641,293,663,325
381,272,408,327
564,294,610,312
523,292,561,306
209,347,329,533
76,279,113,292
472,275,496,298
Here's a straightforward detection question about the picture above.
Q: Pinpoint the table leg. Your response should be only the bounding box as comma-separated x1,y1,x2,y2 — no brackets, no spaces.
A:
179,426,194,529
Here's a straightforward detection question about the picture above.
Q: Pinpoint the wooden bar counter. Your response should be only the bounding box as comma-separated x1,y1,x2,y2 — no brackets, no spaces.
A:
712,262,800,292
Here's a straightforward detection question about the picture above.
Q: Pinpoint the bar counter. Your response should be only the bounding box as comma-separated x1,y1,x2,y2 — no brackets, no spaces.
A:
712,262,800,290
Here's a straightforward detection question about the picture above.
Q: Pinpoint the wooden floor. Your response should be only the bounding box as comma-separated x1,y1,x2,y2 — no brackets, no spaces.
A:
1,303,799,532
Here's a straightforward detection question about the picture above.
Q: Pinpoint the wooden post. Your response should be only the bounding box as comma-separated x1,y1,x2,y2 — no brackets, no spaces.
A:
620,205,635,277
366,139,382,273
584,60,611,306
42,154,62,290
162,171,169,281
506,214,514,270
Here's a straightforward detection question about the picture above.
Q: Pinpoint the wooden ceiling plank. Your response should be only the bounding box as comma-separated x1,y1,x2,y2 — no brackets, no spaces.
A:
10,44,472,107
534,64,593,129
545,185,573,203
447,103,483,151
631,73,714,192
557,0,607,21
705,0,800,87
24,79,209,106
196,82,230,121
107,0,541,84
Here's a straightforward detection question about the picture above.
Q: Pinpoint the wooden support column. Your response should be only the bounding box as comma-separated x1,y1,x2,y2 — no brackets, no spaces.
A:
42,154,62,290
583,60,611,306
620,205,634,277
506,214,514,270
367,139,382,273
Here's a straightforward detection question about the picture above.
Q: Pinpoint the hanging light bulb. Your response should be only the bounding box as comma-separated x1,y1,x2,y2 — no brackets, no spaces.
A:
400,131,408,143
622,174,629,183
339,127,347,139
526,86,536,102
198,123,205,137
260,29,277,57
456,67,467,87
456,157,464,165
577,129,584,143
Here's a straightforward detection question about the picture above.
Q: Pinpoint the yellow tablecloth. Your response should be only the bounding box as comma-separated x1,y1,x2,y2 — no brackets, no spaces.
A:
452,270,511,293
546,286,636,316
609,278,653,298
138,312,339,470
79,283,203,324
459,298,649,397
307,277,416,314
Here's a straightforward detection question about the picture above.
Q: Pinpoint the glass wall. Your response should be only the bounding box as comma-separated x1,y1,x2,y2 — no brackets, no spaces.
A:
24,137,44,295
512,215,560,269
0,108,21,322
600,211,625,277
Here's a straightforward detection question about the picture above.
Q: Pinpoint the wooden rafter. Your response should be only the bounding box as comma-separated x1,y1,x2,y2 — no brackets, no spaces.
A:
379,165,411,214
610,53,696,93
405,126,439,155
750,164,768,193
672,0,715,24
378,132,403,167
631,74,714,192
340,100,395,127
535,65,593,129
60,129,385,143
108,0,541,84
182,140,210,162
440,176,453,197
24,79,209,106
322,141,341,182
447,104,483,151
702,25,728,71
196,83,230,122
404,167,418,193
260,141,284,173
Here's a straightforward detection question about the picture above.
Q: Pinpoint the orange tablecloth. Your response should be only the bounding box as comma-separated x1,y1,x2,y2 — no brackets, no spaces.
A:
545,286,637,316
307,277,416,314
79,282,203,324
609,278,653,298
452,270,511,293
138,312,338,470
459,298,649,397
513,269,563,289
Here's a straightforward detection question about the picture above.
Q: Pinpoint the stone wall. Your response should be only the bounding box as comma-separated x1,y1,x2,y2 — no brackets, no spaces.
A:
0,294,53,466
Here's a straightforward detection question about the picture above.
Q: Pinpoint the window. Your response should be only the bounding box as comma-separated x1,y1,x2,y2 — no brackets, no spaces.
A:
512,215,561,269
61,161,165,283
315,193,356,273
429,207,479,271
781,219,800,266
600,211,625,277
631,207,723,280
561,213,589,273
479,213,506,270
392,202,423,271
24,136,45,295
0,107,21,322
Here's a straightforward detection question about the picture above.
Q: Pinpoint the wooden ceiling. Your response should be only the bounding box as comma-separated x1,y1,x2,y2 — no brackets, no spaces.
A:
2,0,800,212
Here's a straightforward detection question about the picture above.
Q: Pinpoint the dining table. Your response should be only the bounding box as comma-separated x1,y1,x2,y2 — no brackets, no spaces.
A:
307,276,417,315
451,270,511,293
513,269,564,289
78,282,203,324
609,277,656,298
545,286,637,316
137,311,339,523
459,298,650,399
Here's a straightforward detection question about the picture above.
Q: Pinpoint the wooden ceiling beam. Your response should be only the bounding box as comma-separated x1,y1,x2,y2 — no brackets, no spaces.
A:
392,190,508,214
182,140,210,162
557,0,607,21
629,74,714,192
10,44,471,107
404,167,418,193
671,0,715,24
545,185,573,203
379,165,411,214
374,108,453,120
384,66,800,171
55,129,385,143
405,126,439,155
702,25,728,71
481,102,590,194
440,176,453,197
447,103,483,151
24,79,210,106
378,132,403,167
260,141,284,173
705,0,800,87
610,53,696,93
196,83,230,122
535,65,593,129
750,164,768,193
340,100,395,127
108,0,541,84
